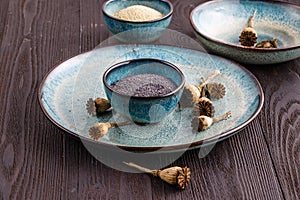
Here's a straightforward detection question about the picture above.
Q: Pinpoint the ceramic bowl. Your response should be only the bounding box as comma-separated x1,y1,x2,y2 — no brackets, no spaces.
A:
102,0,173,43
190,0,300,64
103,58,185,124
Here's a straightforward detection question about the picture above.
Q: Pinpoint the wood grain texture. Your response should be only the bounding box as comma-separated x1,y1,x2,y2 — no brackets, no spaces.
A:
250,59,300,200
165,122,284,200
0,0,299,199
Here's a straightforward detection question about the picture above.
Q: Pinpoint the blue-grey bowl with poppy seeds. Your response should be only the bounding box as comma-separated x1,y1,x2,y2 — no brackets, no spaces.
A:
102,0,173,43
103,58,185,124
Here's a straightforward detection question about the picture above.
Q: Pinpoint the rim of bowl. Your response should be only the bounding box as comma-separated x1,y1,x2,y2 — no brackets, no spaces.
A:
103,58,185,99
102,0,173,24
190,0,300,52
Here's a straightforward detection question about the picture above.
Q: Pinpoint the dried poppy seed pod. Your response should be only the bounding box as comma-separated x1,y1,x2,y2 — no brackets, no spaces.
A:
177,167,191,189
157,166,184,185
89,121,130,140
239,27,257,46
193,97,215,117
123,162,191,190
158,166,191,190
191,115,213,131
89,122,112,140
255,38,278,48
94,97,111,113
179,84,201,108
191,111,232,132
206,82,226,100
86,98,97,115
239,11,258,47
179,71,220,108
86,97,111,115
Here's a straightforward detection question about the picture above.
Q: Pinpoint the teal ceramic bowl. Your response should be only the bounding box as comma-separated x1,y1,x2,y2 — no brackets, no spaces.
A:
190,0,300,64
103,58,185,124
102,0,173,43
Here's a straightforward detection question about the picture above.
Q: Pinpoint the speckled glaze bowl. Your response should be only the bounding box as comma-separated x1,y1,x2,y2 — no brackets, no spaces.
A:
103,58,185,124
102,0,173,43
190,0,300,65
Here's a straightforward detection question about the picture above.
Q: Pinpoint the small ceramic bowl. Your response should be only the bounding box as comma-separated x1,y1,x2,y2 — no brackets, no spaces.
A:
103,58,185,124
190,0,300,64
102,0,173,43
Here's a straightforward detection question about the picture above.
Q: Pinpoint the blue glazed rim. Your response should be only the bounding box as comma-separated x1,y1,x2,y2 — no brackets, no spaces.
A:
102,0,173,24
103,58,185,99
190,0,300,52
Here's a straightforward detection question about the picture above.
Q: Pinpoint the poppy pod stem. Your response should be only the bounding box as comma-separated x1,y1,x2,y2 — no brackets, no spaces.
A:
111,121,131,127
212,111,232,123
247,10,256,28
123,162,158,176
196,70,221,90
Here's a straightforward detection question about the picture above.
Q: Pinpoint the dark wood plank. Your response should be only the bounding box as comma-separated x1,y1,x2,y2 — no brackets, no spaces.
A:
2,1,56,199
0,0,9,46
0,0,82,199
0,0,299,199
0,1,36,199
250,60,300,200
79,0,109,52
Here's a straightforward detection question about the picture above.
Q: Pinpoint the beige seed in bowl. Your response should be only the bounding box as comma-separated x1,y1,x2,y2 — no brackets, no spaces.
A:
113,5,164,22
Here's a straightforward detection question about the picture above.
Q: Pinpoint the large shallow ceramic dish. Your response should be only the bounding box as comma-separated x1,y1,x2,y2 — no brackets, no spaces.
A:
190,0,300,65
39,45,264,153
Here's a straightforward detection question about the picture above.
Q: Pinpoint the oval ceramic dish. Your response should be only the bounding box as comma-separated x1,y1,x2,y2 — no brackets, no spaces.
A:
39,45,264,152
190,0,300,64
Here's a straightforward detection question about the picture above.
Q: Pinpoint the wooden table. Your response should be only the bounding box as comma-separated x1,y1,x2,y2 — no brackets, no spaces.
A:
1,0,299,199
